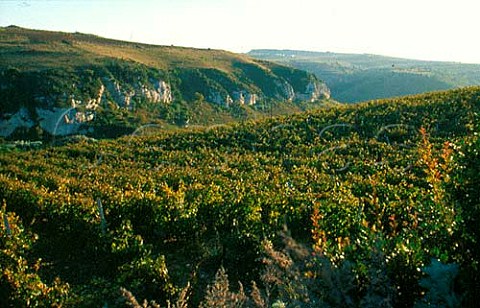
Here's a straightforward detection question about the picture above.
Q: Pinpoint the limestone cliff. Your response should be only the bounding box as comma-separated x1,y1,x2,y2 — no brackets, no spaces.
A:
0,27,332,139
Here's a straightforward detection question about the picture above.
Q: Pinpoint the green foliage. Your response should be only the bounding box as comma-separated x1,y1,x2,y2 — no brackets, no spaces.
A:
1,204,70,307
0,87,479,306
449,134,480,305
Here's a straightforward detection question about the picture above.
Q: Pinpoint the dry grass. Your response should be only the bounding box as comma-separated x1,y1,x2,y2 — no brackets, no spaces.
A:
0,26,258,73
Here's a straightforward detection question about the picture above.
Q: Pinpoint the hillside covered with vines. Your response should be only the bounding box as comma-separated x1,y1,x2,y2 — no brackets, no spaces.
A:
1,87,479,306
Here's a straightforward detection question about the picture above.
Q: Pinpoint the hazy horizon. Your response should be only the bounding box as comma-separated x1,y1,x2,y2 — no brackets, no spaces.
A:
1,0,480,64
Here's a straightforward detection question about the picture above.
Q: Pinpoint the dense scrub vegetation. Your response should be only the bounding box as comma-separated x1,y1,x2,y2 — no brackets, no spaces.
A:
1,87,479,306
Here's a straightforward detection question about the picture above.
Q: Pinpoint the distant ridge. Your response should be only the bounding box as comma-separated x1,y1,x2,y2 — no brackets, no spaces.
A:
249,49,480,103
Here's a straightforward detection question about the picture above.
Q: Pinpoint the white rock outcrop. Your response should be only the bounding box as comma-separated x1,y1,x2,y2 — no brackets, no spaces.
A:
232,91,258,105
140,80,173,104
70,84,104,110
296,81,331,102
155,80,173,104
105,80,135,108
226,95,234,106
105,78,173,107
233,91,245,105
244,93,257,105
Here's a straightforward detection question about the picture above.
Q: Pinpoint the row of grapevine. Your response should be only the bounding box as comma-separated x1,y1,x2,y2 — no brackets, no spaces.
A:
1,87,479,306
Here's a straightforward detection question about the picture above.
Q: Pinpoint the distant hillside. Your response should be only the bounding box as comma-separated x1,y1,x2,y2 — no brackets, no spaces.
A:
248,49,480,103
0,27,331,140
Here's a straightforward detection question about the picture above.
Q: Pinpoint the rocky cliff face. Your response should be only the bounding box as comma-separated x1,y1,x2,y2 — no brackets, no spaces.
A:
296,80,331,102
0,27,331,139
0,64,330,138
0,68,178,137
0,107,34,137
103,78,173,108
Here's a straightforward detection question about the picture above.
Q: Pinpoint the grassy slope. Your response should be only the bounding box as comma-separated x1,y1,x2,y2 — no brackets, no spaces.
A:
0,26,261,73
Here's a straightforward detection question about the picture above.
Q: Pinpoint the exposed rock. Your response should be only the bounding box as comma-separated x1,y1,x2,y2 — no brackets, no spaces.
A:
155,80,173,104
0,107,35,137
245,93,257,105
104,80,135,108
89,84,105,109
140,84,159,103
36,107,82,136
65,110,95,124
0,77,177,137
233,91,245,105
232,91,258,105
275,80,295,102
105,78,173,107
65,85,105,125
70,84,104,110
141,80,173,104
296,80,331,102
226,95,234,106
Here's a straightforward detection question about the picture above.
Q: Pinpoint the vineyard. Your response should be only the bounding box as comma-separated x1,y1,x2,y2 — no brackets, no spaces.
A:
1,87,479,306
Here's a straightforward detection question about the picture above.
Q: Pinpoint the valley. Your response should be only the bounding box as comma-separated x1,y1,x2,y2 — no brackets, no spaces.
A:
249,49,480,103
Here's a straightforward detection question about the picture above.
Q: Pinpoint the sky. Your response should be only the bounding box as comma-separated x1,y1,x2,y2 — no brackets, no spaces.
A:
1,0,480,64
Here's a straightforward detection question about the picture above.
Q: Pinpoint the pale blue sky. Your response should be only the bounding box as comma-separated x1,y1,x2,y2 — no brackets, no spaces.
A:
1,0,480,63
